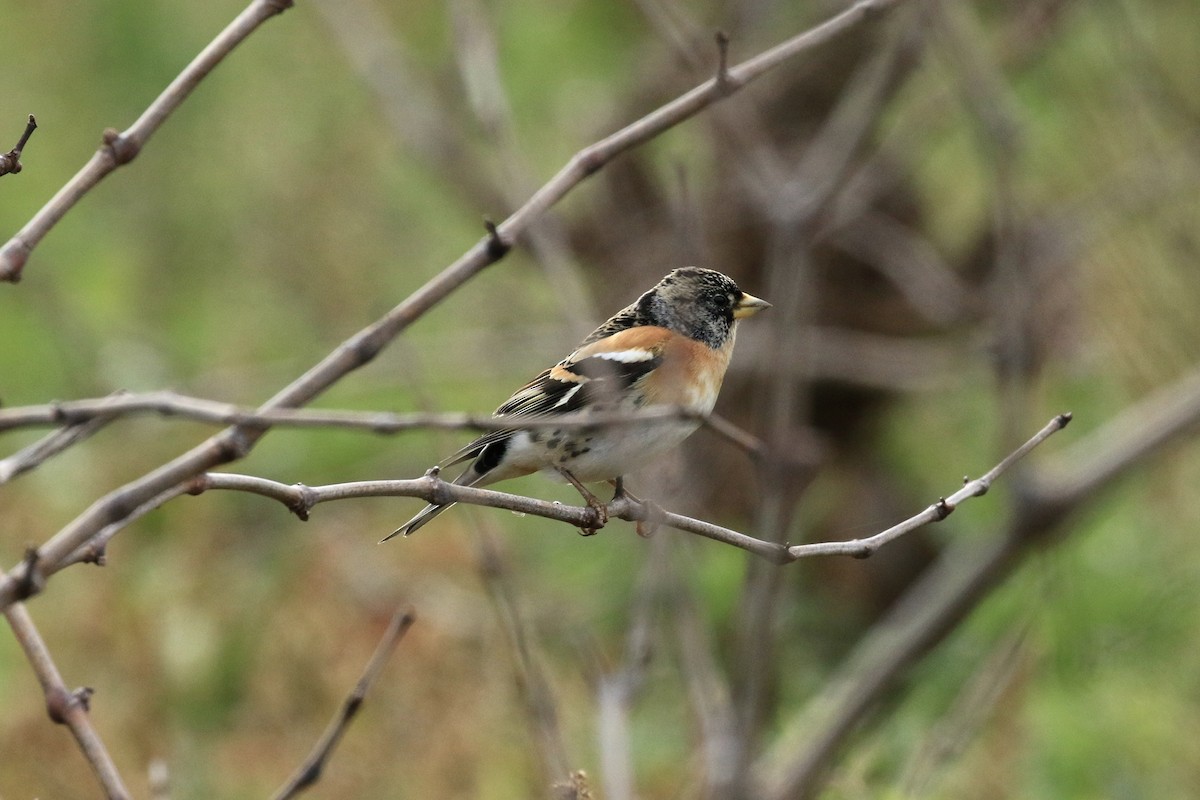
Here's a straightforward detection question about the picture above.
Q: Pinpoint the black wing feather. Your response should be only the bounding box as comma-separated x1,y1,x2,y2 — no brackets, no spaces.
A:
439,351,662,469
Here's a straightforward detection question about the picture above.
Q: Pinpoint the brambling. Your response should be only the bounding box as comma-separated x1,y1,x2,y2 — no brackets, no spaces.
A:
386,267,769,539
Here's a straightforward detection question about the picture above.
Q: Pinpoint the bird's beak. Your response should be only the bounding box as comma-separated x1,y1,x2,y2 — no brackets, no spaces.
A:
733,292,771,319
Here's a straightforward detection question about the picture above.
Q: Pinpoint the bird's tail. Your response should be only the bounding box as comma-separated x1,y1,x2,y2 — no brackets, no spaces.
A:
382,500,456,542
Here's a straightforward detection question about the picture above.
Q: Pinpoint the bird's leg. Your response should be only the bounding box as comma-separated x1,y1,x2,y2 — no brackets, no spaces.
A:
609,477,660,538
609,476,641,504
557,466,607,535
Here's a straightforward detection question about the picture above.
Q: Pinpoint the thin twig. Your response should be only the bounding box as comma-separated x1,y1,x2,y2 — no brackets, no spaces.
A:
0,0,293,282
0,416,115,485
0,0,908,611
0,389,696,434
786,413,1072,559
4,602,132,800
0,389,136,484
0,391,769,472
13,115,38,155
272,606,415,800
0,114,38,177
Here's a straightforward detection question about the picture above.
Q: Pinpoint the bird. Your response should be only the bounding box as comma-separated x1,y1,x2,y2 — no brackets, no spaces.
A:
385,267,769,540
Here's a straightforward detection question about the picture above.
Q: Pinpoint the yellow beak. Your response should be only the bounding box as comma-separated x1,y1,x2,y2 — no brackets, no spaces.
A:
733,292,771,319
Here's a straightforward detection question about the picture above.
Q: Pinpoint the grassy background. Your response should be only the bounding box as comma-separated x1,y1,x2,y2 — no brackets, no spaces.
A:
3,1,1200,797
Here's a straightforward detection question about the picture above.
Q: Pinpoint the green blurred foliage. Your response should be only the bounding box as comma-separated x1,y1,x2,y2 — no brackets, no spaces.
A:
2,1,1200,798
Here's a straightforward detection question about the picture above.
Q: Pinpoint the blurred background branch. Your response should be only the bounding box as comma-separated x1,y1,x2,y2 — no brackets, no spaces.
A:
272,605,415,800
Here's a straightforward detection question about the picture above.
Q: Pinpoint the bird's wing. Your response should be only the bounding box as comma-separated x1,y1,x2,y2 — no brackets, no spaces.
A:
438,326,671,468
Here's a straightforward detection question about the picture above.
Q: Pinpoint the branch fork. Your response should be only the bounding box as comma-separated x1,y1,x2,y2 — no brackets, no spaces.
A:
14,548,44,601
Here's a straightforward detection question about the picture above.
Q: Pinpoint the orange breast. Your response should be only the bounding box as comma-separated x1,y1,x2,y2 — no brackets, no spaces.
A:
641,331,735,412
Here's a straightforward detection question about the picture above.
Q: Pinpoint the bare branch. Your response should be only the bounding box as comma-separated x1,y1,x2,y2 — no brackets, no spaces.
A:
0,114,38,177
785,413,1071,559
14,115,39,155
178,414,1064,565
0,389,696,434
187,470,791,560
0,391,771,467
0,0,292,282
0,0,909,612
0,416,114,485
272,606,415,800
4,602,131,799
